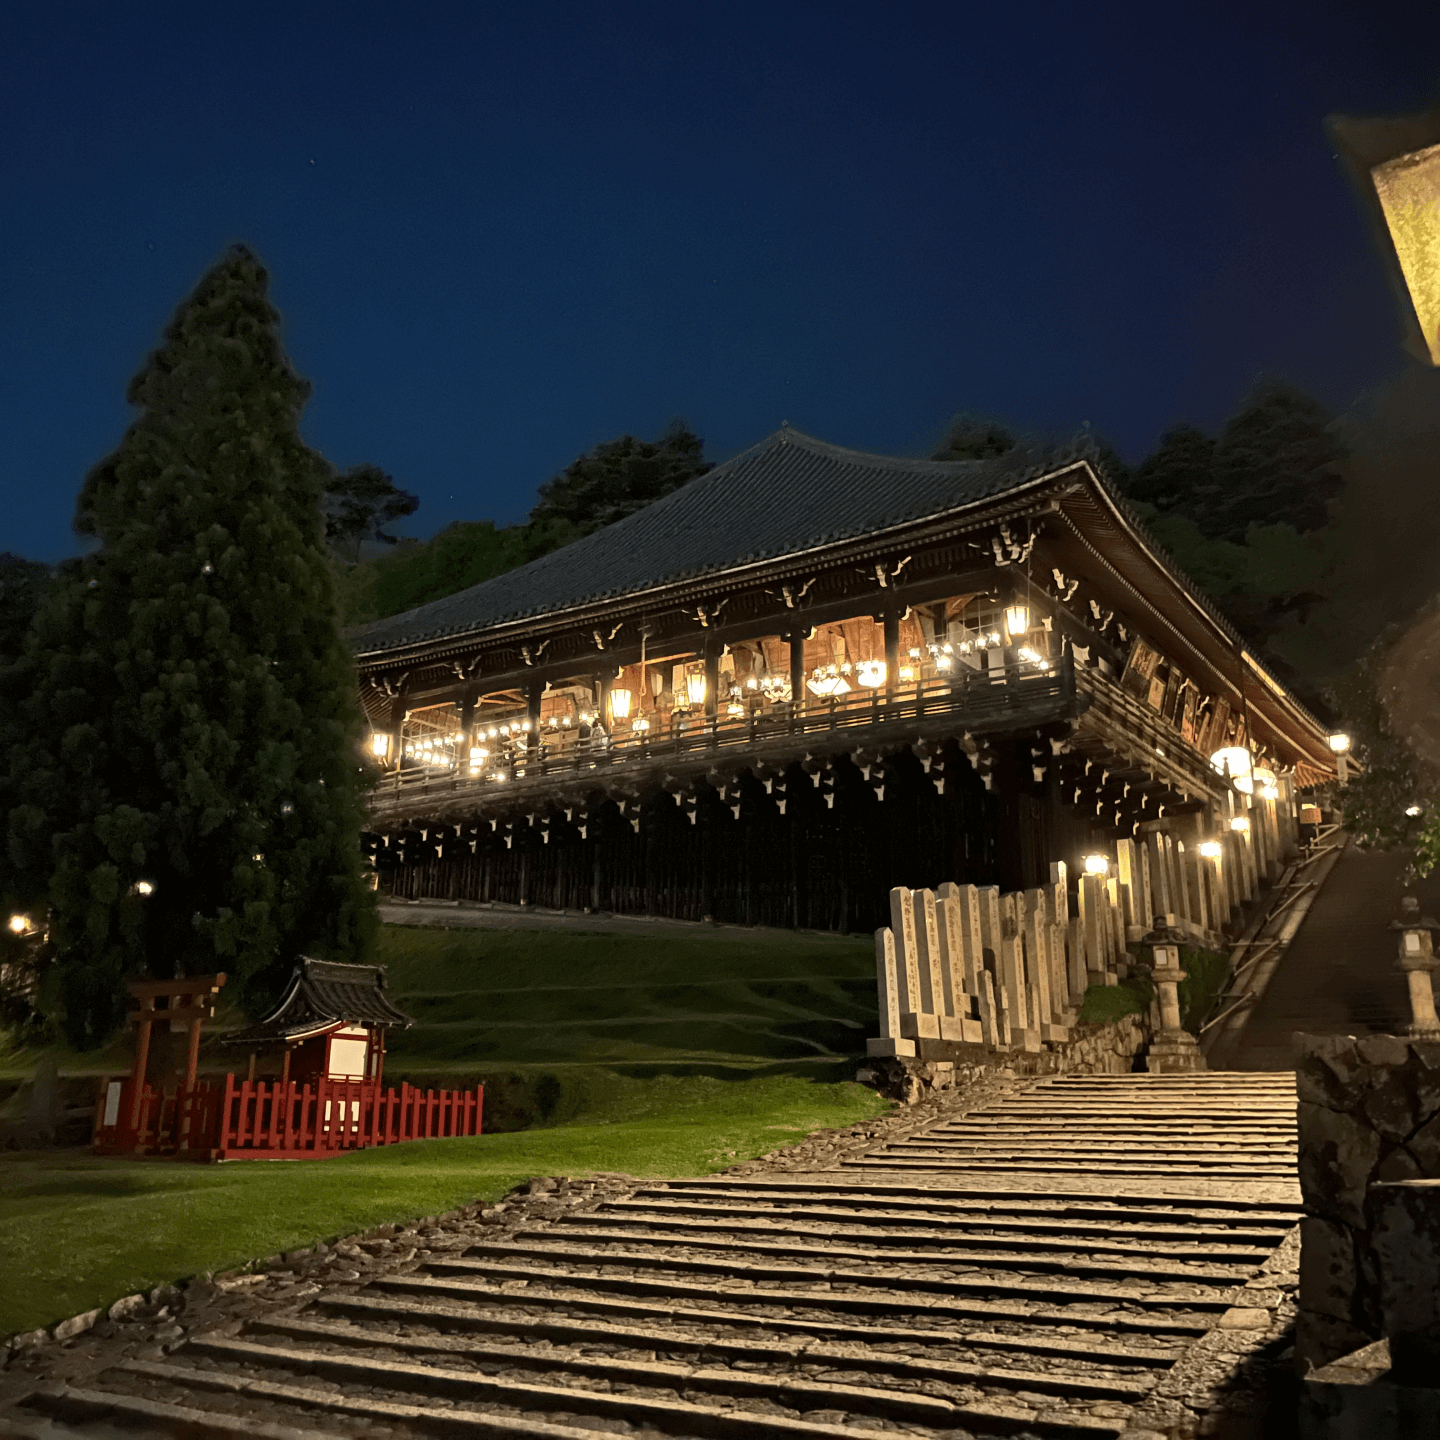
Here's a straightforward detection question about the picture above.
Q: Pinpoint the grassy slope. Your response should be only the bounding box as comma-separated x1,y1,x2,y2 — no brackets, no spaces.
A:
0,922,886,1337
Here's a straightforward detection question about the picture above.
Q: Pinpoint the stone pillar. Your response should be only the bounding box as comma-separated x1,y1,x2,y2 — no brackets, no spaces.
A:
1396,910,1440,1039
1079,875,1110,987
976,886,1002,974
867,927,915,1057
1116,839,1141,939
1066,914,1088,1001
1171,839,1194,932
1137,843,1154,935
998,933,1038,1050
890,885,936,1041
936,886,983,1042
912,888,946,1020
941,882,986,999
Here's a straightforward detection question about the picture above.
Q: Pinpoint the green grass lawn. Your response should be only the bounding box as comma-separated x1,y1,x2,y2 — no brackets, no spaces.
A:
0,922,887,1338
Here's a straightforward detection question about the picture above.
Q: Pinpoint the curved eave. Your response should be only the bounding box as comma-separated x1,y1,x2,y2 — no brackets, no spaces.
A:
1060,471,1335,777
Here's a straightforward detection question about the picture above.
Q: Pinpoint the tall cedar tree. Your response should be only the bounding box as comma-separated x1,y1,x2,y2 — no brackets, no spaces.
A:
528,420,713,533
3,247,378,1047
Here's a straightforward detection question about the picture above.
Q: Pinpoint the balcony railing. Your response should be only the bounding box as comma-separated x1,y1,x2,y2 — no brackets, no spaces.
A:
367,657,1082,817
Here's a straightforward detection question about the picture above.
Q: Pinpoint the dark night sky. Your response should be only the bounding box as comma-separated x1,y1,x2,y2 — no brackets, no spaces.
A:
4,2,1438,563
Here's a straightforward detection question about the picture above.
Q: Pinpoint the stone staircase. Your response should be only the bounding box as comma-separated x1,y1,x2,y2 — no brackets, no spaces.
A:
11,1072,1301,1439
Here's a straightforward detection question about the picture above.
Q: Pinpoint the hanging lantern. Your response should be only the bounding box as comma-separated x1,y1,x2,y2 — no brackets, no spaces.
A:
1004,604,1030,637
857,661,886,689
1230,816,1251,833
686,671,707,707
609,688,633,721
1199,841,1223,859
1210,746,1254,792
370,733,390,759
1082,853,1110,876
8,914,30,934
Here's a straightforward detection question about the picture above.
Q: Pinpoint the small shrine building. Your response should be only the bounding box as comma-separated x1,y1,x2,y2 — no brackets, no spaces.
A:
222,957,413,1086
350,426,1337,930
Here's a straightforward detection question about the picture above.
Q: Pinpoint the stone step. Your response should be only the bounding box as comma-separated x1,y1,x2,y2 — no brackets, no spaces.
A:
316,1288,1190,1369
247,1312,1159,1403
18,1386,346,1440
155,1334,1131,1438
651,1179,1305,1218
513,1227,1258,1283
558,1214,1277,1262
841,1158,1298,1178
598,1197,1295,1244
433,1246,1240,1311
370,1269,1217,1336
879,1142,1297,1156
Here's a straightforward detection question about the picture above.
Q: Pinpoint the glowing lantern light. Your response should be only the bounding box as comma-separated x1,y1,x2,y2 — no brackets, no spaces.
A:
8,914,30,934
370,733,390,759
1230,816,1251,833
1199,841,1223,859
1210,747,1255,792
609,688,633,721
857,661,887,689
1082,853,1110,876
1328,733,1351,754
686,672,707,707
1004,604,1030,637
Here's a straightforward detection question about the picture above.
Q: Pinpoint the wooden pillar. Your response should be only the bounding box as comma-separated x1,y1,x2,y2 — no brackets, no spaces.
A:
183,1017,203,1092
246,1051,257,1082
459,688,477,752
281,1045,292,1087
703,641,720,721
526,680,543,759
883,607,900,697
387,697,406,773
787,630,807,715
129,1002,155,1129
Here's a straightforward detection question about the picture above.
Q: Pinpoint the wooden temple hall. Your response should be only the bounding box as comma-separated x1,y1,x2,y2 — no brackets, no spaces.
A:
351,426,1338,934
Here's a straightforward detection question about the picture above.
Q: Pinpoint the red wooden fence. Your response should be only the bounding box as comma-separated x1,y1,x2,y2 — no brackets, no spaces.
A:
92,1075,483,1160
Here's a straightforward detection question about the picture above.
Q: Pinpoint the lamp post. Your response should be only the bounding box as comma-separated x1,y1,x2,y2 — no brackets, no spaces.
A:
1391,896,1440,1040
1142,916,1206,1073
1328,732,1351,787
1327,104,1440,368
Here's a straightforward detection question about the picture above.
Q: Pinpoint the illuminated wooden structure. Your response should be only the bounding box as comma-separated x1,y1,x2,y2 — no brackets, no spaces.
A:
352,427,1337,931
93,960,482,1160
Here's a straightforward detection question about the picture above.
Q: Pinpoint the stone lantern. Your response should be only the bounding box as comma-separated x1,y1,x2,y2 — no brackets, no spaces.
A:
1391,896,1440,1040
1142,916,1206,1073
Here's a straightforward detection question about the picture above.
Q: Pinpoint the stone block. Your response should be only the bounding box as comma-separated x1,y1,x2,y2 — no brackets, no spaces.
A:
1362,1079,1420,1143
1370,1179,1440,1383
1357,1034,1413,1068
1406,1110,1440,1172
1299,1215,1357,1324
1300,1341,1440,1440
865,1036,916,1058
1297,1100,1382,1227
51,1308,101,1342
899,1011,940,1040
939,1015,984,1044
1375,1144,1425,1182
1296,1310,1375,1375
108,1293,145,1321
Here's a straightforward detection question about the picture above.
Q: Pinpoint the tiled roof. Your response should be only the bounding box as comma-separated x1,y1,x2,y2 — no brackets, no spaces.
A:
222,957,413,1044
350,426,1085,658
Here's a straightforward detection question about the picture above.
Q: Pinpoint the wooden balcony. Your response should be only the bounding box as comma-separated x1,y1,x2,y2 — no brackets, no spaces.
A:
365,656,1091,828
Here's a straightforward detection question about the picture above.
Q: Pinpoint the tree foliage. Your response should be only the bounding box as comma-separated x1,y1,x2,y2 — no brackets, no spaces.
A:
1128,376,1345,543
1327,657,1435,871
1,246,378,1046
323,463,419,564
930,415,1015,461
528,420,713,534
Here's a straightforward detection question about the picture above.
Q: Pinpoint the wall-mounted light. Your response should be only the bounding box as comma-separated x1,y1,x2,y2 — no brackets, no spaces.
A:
1199,841,1223,859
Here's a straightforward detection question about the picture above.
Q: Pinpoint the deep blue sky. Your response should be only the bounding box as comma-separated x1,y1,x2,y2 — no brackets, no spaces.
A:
4,2,1438,563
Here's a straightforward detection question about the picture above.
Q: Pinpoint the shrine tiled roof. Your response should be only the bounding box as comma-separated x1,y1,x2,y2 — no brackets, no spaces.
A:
222,957,413,1045
350,426,1086,658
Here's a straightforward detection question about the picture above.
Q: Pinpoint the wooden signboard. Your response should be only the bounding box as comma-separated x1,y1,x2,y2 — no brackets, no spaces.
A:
1180,684,1199,745
1147,674,1167,711
1122,637,1161,697
1198,697,1231,756
1161,668,1183,725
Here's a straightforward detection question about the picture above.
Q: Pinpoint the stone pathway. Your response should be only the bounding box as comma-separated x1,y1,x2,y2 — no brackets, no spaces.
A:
1225,840,1440,1071
0,1071,1300,1440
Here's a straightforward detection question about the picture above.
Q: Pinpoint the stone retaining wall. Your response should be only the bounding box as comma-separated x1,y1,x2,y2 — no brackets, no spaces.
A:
1295,1031,1440,1369
861,1012,1151,1104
